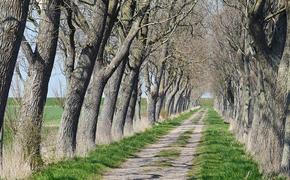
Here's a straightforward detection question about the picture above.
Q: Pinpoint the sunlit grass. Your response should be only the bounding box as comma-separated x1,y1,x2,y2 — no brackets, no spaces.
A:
188,108,262,180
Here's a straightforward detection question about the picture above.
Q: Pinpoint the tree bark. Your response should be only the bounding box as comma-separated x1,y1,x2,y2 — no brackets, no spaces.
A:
95,59,127,144
73,1,147,153
246,3,288,171
0,0,30,166
155,93,165,121
282,101,290,172
280,3,290,171
124,78,138,136
111,69,139,141
76,62,106,154
76,0,119,154
135,83,142,123
57,1,109,157
155,72,173,120
15,0,61,170
0,125,3,169
147,93,157,125
165,74,182,115
173,82,188,114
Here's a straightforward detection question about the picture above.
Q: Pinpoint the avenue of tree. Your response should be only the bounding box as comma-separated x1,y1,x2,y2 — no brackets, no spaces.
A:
2,0,290,178
209,0,290,175
0,0,205,178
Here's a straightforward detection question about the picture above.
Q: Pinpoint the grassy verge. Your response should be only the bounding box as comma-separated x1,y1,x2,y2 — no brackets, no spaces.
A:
188,108,262,180
31,109,199,180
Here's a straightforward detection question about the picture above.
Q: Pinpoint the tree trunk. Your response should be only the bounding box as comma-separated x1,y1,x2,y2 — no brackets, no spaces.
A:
147,94,157,125
76,62,106,154
282,103,290,172
111,69,139,141
57,1,109,157
169,98,175,115
95,59,127,144
173,84,187,114
0,125,3,169
165,75,182,115
280,4,290,171
15,0,61,170
76,1,119,154
155,93,165,121
0,0,30,166
57,2,146,156
246,5,288,171
135,84,142,123
156,72,173,120
183,89,191,112
124,78,138,136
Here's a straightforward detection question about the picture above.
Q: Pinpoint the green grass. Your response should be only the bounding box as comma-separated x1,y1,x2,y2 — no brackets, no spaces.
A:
5,98,149,126
188,108,262,180
152,148,181,168
173,130,194,147
43,106,63,126
31,109,199,180
156,149,181,158
152,160,172,167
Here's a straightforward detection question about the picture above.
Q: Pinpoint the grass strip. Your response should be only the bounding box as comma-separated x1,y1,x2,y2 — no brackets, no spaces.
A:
156,149,181,158
188,108,262,180
153,127,196,168
173,130,194,147
153,149,181,168
31,109,199,180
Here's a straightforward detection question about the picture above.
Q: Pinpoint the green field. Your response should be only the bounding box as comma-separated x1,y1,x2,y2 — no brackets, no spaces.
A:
4,98,148,144
5,98,148,125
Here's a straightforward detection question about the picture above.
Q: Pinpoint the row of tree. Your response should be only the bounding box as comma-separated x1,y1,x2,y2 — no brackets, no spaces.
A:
208,0,290,175
0,0,204,177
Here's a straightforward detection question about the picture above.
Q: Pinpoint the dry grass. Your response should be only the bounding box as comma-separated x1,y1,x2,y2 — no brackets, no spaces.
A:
0,145,31,179
133,116,151,133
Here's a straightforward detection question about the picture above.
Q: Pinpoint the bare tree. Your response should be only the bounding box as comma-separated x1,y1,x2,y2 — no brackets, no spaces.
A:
0,0,30,167
208,0,290,174
57,0,109,158
14,0,61,170
77,0,119,151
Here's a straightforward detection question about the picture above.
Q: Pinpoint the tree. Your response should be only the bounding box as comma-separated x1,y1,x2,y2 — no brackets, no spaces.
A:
77,0,120,152
208,0,290,173
0,0,30,168
14,0,61,170
58,0,151,157
57,0,109,157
